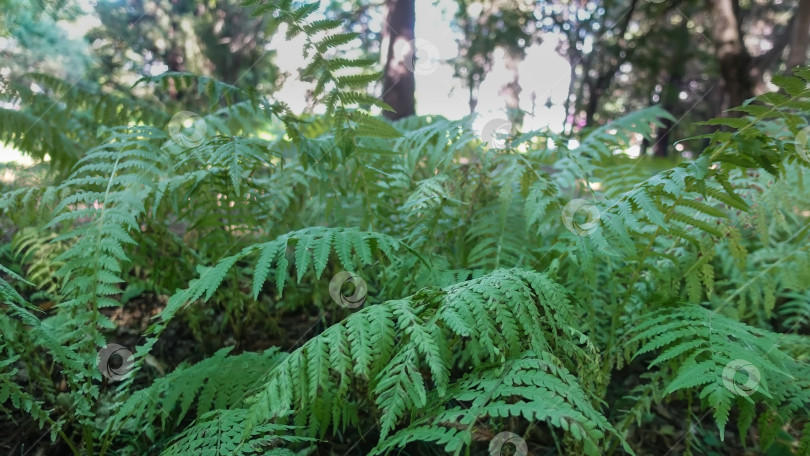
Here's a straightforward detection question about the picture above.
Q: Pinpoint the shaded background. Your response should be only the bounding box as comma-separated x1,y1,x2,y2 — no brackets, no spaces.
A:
1,0,808,159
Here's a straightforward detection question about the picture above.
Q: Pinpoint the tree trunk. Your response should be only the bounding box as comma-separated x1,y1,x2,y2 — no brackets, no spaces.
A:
584,76,607,126
654,22,688,157
381,0,415,120
708,0,754,112
468,73,478,114
653,74,680,157
708,0,797,112
498,49,522,126
787,0,810,69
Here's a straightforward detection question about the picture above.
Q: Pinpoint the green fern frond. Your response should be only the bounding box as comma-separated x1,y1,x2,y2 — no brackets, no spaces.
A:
11,227,65,298
628,305,799,437
350,112,401,138
22,72,169,127
576,106,674,160
106,346,287,445
230,269,600,451
0,263,32,308
160,409,310,456
46,126,166,316
0,107,81,171
0,355,60,440
374,350,631,456
149,227,421,331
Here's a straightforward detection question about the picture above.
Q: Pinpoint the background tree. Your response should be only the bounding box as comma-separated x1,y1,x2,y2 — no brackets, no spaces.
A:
787,0,810,69
707,0,805,112
87,0,279,107
0,0,90,82
453,0,533,119
381,0,416,119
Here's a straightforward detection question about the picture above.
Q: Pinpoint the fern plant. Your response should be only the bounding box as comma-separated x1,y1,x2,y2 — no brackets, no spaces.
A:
1,0,809,454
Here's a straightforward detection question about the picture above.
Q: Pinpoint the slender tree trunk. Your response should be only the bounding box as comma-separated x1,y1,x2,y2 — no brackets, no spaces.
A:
653,73,680,157
570,53,591,133
562,60,576,134
498,49,522,126
581,0,637,127
654,22,688,157
468,74,477,114
584,73,612,126
381,0,415,120
787,0,810,69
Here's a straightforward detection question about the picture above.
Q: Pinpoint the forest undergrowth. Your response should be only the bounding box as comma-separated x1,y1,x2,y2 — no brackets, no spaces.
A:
1,1,810,455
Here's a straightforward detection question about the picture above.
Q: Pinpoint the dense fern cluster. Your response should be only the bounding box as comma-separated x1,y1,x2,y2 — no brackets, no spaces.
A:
1,1,809,454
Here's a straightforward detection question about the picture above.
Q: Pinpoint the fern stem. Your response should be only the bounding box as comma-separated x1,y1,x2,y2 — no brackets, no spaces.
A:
605,195,686,374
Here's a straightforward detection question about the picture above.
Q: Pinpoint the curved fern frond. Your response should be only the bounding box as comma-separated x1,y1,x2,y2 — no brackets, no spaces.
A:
226,269,605,451
160,409,310,456
627,305,801,437
375,350,631,456
48,126,167,312
102,346,288,450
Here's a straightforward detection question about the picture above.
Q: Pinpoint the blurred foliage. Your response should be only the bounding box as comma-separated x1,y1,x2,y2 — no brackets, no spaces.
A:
86,0,281,109
1,0,805,150
0,0,91,82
